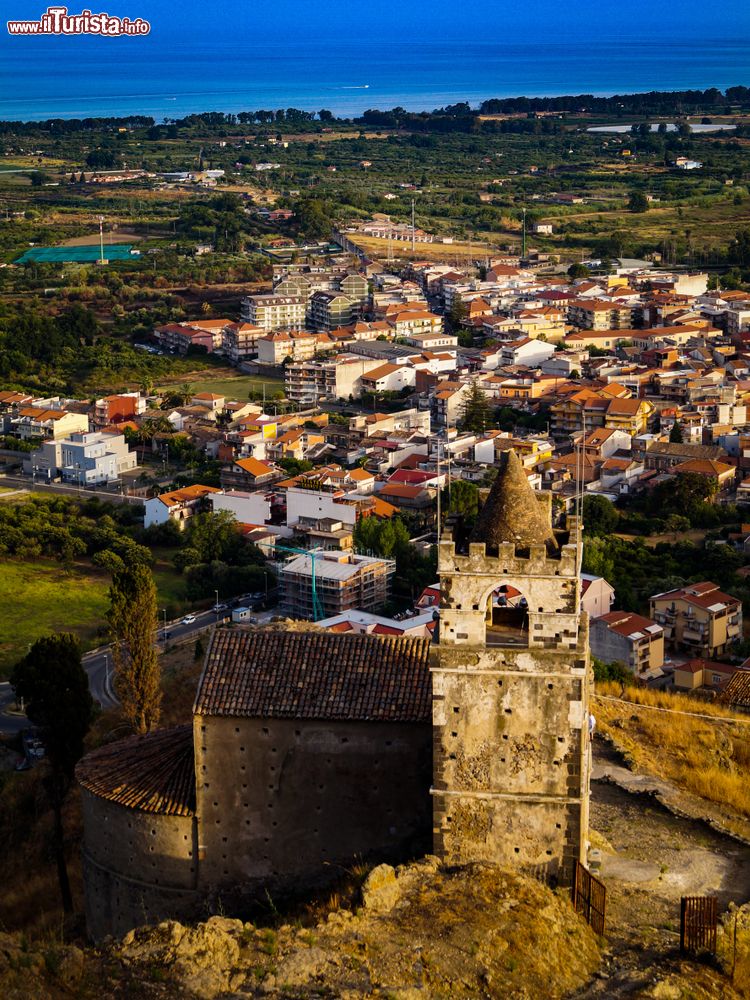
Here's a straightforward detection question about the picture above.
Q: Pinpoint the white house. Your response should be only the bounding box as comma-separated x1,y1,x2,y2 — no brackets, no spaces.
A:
143,485,220,529
25,431,136,485
581,574,616,618
285,486,358,528
499,337,556,367
360,363,416,394
211,490,272,526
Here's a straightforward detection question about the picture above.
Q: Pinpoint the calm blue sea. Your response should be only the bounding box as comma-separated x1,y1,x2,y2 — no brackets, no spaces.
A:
0,36,748,122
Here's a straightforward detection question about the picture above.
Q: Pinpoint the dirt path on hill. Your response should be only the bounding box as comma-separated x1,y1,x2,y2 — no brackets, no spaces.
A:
572,741,750,997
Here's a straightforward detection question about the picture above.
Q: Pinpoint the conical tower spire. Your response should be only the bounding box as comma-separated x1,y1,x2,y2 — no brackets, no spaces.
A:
470,449,556,551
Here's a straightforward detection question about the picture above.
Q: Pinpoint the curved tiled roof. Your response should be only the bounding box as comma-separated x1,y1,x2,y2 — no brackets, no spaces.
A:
76,725,195,816
195,629,431,723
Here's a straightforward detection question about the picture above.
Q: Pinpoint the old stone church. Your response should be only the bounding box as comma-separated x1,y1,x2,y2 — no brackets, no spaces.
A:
77,450,591,940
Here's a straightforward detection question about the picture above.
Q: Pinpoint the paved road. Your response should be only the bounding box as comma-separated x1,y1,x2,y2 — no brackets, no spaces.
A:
0,607,277,737
0,473,144,506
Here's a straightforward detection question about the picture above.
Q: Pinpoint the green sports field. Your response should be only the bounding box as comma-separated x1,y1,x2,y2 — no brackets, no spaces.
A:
15,243,137,264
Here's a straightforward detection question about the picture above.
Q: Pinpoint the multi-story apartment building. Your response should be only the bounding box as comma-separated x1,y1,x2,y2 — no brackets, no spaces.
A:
10,405,89,440
256,332,319,365
589,611,665,679
309,291,360,332
25,431,137,484
724,306,750,339
153,323,215,355
568,300,635,330
392,310,444,340
339,273,368,303
279,550,395,620
240,294,306,332
360,363,417,394
92,393,146,429
432,381,473,428
650,581,743,660
222,322,265,363
285,354,383,403
550,387,653,439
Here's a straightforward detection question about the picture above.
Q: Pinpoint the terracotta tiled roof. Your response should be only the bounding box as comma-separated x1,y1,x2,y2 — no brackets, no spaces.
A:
76,725,195,816
157,484,220,507
721,670,750,708
195,629,432,722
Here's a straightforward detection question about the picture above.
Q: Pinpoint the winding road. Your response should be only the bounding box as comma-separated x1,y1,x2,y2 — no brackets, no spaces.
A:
0,607,276,737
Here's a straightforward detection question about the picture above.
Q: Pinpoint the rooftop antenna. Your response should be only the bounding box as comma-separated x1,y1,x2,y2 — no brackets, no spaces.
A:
436,433,442,543
574,431,584,578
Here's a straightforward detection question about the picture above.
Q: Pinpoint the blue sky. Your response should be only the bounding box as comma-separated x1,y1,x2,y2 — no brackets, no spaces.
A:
4,0,750,41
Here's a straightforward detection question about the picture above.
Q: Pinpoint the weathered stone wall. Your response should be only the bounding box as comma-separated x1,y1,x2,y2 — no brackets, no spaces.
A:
194,716,431,899
432,520,590,883
80,789,199,941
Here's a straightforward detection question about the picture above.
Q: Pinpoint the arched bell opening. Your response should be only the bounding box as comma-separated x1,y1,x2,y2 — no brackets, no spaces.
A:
485,584,529,647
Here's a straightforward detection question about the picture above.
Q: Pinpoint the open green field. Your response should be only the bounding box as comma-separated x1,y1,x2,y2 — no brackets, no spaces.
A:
151,547,189,617
0,555,194,677
0,560,110,677
157,374,284,401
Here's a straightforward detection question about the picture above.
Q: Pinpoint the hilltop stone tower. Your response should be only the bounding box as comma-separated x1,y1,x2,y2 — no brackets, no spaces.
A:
432,449,591,883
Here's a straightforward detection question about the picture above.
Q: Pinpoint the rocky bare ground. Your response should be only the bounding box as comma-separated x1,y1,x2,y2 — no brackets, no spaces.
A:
113,858,601,999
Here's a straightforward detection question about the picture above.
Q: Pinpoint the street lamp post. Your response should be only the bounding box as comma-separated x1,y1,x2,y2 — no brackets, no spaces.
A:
162,608,167,651
214,589,220,623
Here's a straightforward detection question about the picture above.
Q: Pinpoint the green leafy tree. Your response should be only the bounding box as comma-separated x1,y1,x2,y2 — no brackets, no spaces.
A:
582,495,619,537
186,510,239,563
669,420,683,443
627,191,649,213
459,382,491,434
728,229,750,268
295,198,334,239
10,633,94,913
446,479,480,520
447,295,468,330
278,457,314,476
567,263,590,280
353,515,436,602
592,656,630,683
108,563,161,734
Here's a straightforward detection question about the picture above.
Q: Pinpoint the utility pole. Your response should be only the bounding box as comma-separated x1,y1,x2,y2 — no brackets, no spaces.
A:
521,206,527,260
411,198,416,256
436,434,442,542
98,215,106,265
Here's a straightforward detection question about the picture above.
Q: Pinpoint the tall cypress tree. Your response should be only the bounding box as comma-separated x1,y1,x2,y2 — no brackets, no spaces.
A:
11,633,94,913
108,562,162,734
459,382,491,434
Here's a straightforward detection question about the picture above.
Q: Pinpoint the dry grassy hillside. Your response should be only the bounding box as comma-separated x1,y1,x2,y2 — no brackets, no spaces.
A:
594,682,750,838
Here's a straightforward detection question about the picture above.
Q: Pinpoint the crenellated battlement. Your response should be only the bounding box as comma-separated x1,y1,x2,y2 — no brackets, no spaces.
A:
438,537,579,580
